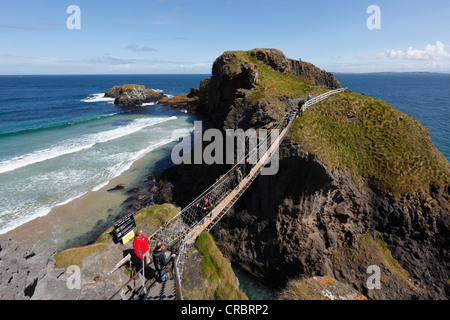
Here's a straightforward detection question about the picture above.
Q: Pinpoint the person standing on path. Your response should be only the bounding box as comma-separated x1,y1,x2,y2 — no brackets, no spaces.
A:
133,229,151,268
152,241,176,283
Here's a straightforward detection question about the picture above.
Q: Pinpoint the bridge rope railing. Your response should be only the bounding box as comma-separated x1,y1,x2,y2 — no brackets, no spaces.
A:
148,119,287,247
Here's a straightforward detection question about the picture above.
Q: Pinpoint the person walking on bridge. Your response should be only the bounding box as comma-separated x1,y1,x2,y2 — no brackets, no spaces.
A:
133,229,151,268
284,113,293,127
197,196,214,218
235,166,243,190
152,241,176,283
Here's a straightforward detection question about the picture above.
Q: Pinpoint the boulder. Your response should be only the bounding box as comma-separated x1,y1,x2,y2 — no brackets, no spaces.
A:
104,84,165,107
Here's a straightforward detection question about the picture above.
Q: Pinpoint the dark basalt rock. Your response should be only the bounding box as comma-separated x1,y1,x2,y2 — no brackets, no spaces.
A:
104,84,165,107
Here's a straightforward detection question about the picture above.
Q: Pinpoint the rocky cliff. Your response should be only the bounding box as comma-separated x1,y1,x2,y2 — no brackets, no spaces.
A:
156,48,450,300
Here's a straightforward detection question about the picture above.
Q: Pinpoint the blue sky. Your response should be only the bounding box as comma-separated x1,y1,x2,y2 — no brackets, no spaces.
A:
1,0,449,74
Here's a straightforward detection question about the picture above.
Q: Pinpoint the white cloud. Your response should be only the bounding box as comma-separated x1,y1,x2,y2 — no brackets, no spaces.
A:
383,41,450,60
126,45,157,52
360,41,450,61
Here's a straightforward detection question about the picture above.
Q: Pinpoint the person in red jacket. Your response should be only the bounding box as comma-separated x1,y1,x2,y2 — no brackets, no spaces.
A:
133,229,151,267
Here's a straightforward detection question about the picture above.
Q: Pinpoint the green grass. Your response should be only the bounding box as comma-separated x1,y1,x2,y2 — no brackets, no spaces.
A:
133,203,178,233
290,91,450,196
359,234,412,286
218,50,327,121
55,243,109,269
216,49,450,197
193,232,247,300
331,234,415,291
278,277,328,300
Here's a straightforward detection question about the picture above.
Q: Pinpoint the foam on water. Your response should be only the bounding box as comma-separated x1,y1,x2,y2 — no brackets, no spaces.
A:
0,116,177,174
0,132,180,235
81,93,115,104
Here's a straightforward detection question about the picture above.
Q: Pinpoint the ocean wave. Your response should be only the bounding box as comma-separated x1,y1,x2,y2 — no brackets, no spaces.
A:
0,135,177,235
0,192,88,235
81,93,115,104
90,137,175,192
0,112,122,138
0,116,177,175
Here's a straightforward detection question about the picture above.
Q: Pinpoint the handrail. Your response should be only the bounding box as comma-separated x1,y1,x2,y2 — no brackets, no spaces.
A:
301,88,347,113
108,265,145,300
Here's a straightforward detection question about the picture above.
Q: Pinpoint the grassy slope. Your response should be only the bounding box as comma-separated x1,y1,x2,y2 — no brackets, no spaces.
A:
221,49,450,197
331,233,417,296
182,232,247,300
290,91,450,196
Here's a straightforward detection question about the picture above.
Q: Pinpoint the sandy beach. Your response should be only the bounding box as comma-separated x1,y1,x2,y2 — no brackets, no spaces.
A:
0,142,176,251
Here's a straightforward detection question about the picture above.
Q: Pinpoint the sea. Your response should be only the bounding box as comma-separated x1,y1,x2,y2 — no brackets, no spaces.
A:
0,72,448,300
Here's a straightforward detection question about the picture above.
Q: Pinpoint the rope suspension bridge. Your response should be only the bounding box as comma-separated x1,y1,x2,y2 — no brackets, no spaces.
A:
109,88,347,300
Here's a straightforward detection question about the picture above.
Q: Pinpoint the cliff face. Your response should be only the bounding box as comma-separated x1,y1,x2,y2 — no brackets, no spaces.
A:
156,48,450,300
250,48,340,89
213,138,449,300
204,49,339,130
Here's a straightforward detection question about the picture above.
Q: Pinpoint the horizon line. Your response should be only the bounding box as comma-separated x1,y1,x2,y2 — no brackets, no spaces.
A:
1,71,450,76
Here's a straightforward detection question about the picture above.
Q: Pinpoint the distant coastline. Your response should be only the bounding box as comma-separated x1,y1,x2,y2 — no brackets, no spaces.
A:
333,71,450,75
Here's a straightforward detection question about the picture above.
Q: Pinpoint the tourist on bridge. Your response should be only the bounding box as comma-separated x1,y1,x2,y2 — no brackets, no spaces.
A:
152,241,176,283
235,166,243,190
244,157,253,176
133,229,152,268
196,196,215,218
284,113,293,127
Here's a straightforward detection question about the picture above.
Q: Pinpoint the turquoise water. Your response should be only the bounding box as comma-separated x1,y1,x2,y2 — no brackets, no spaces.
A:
232,266,276,300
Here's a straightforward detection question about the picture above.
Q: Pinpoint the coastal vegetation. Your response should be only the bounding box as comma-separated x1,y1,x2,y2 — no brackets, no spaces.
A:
214,49,449,197
182,232,247,300
290,91,450,196
156,48,449,300
331,233,417,294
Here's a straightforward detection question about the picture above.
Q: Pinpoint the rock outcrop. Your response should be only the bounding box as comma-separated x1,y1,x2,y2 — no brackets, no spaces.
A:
0,238,71,300
250,48,340,89
104,84,164,107
0,237,130,300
